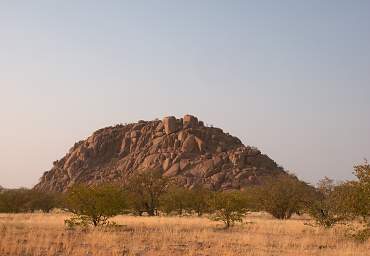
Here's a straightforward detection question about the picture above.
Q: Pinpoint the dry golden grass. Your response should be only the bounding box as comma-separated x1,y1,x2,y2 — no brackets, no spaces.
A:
0,213,369,256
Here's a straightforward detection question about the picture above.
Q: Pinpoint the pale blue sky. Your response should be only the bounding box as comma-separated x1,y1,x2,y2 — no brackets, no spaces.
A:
1,1,369,188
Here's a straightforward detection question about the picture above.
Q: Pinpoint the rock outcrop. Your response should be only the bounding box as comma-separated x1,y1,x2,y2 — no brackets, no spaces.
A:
34,115,285,192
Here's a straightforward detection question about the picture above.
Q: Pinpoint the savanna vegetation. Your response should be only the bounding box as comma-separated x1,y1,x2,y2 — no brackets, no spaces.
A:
0,162,369,255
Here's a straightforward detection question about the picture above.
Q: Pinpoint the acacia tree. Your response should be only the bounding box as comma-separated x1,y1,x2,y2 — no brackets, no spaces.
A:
331,161,370,240
349,161,369,221
160,185,213,216
328,162,369,221
187,186,212,216
0,188,61,213
125,170,169,216
306,161,369,241
0,189,30,213
210,191,248,229
307,177,343,228
160,186,191,215
26,190,62,213
64,184,127,227
251,175,314,219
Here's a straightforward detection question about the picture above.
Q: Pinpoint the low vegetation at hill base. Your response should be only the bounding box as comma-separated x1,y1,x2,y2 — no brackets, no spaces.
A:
0,166,368,256
1,162,369,243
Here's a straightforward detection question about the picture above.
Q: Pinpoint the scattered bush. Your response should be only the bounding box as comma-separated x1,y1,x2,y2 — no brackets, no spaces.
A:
186,186,213,216
307,200,343,228
306,161,369,241
1,160,368,242
0,189,61,213
160,185,213,216
306,177,342,228
125,170,169,216
26,191,62,213
160,186,191,215
210,191,248,228
64,184,127,227
334,161,369,241
0,189,30,213
249,175,314,219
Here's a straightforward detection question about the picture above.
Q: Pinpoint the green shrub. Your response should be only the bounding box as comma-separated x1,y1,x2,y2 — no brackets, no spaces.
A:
160,186,191,215
125,170,169,216
307,200,342,228
307,161,369,241
0,189,60,213
160,185,212,216
0,189,30,213
334,161,370,241
210,191,248,228
186,186,213,216
249,175,314,219
64,184,127,227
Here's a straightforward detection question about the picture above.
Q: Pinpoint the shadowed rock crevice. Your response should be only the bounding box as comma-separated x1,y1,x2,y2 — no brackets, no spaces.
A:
34,115,285,192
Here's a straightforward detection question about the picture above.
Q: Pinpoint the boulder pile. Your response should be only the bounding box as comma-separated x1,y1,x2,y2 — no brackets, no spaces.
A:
34,115,285,192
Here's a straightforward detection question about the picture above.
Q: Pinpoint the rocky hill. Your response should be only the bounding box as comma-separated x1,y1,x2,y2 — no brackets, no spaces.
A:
35,115,285,192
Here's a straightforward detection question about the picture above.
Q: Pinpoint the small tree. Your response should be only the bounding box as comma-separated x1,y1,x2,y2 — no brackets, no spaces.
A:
317,177,336,197
64,184,127,227
251,175,313,219
350,161,369,222
0,189,61,213
160,186,191,215
0,189,30,213
187,186,212,216
159,185,212,216
210,191,248,229
331,161,370,241
330,164,369,221
305,177,343,228
307,161,369,241
26,191,62,213
307,199,342,229
125,170,169,216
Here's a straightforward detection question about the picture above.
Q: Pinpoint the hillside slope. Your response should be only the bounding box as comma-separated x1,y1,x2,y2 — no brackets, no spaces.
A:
35,115,285,192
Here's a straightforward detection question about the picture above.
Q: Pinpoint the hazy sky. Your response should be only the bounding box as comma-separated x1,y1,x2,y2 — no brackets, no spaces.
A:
1,1,369,188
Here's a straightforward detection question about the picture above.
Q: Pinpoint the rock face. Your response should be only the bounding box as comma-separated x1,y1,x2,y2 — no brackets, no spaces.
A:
34,115,285,192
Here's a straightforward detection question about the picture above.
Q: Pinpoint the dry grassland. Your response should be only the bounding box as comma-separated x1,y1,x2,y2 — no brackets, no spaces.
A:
0,213,369,256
